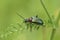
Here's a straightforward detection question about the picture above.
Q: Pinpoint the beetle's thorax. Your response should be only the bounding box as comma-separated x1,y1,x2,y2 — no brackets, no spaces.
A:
28,18,32,22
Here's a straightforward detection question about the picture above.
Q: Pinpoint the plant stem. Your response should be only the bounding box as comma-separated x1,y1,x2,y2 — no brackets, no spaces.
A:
40,0,53,24
50,10,60,40
40,0,56,40
50,28,56,40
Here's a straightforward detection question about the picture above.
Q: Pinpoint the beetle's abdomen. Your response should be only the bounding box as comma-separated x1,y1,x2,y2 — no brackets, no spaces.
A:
32,19,44,25
37,19,44,25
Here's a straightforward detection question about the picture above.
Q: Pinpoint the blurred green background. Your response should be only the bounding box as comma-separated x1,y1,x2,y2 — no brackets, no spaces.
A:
0,0,60,40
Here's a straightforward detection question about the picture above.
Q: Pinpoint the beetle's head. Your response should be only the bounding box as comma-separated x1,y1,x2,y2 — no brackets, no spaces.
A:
24,19,28,23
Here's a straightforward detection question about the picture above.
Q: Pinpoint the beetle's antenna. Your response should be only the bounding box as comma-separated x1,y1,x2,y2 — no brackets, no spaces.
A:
16,12,25,20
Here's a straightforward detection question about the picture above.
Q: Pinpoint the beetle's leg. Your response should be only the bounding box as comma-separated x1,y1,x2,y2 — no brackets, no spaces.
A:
37,25,40,30
33,24,39,30
26,23,29,30
29,23,32,31
34,24,37,30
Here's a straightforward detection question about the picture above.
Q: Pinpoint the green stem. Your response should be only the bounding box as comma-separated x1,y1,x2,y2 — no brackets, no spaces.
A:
50,28,56,40
40,0,56,40
40,0,53,24
50,11,60,40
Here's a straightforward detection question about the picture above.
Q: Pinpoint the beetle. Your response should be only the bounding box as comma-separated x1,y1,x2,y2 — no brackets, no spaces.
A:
16,12,45,31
